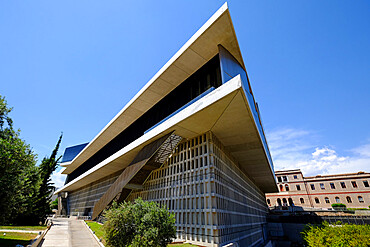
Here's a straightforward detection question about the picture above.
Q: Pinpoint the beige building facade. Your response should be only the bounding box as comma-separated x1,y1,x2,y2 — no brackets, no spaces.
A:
56,4,277,246
266,169,370,209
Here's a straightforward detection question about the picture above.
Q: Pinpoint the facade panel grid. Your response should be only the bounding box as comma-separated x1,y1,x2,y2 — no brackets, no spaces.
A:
127,132,267,246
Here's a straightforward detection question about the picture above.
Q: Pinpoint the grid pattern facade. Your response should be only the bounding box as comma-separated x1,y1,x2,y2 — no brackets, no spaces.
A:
68,171,121,216
127,132,268,247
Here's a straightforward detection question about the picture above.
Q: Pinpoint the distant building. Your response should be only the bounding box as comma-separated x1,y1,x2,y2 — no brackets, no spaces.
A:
266,169,370,209
56,3,277,246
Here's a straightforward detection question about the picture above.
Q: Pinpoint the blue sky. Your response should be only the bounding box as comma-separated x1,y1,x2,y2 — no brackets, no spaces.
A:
1,1,369,187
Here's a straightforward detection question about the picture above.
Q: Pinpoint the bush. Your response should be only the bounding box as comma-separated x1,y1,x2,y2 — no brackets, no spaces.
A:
103,198,176,247
302,221,370,247
331,203,346,210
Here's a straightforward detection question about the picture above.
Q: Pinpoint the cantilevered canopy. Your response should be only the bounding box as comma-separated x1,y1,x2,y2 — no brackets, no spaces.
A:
62,3,246,175
57,75,278,193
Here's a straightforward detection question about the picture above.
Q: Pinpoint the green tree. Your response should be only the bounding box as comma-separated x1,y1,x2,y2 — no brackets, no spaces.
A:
302,221,370,247
0,95,38,225
103,198,176,247
51,198,59,210
32,134,62,223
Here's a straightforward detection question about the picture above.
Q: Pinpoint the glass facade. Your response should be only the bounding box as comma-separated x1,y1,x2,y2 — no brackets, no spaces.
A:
66,55,222,184
61,143,89,163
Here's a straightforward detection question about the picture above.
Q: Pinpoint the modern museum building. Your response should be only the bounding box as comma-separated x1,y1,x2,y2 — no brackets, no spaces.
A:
56,3,277,246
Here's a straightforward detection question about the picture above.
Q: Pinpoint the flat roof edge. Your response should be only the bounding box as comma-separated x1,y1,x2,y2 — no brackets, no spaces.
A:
66,2,232,172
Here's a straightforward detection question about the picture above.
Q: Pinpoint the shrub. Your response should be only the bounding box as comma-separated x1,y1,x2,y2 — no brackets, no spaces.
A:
302,221,370,247
331,203,346,210
103,198,176,247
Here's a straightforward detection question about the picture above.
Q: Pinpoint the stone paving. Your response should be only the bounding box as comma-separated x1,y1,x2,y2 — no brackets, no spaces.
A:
42,218,100,247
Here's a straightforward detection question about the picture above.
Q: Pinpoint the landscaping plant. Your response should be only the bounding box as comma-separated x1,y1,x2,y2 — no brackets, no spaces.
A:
302,221,370,247
103,198,176,247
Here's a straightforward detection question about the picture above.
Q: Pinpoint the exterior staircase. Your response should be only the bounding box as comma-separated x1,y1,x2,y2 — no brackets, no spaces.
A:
92,132,182,220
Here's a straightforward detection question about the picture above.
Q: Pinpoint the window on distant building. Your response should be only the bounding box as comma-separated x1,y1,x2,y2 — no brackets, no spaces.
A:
294,175,298,179
330,183,336,189
277,176,282,183
267,199,271,205
288,198,294,206
283,176,288,182
300,198,304,204
277,198,282,206
346,196,352,203
320,183,325,189
285,184,290,191
351,181,358,188
363,181,369,187
340,182,346,188
311,184,315,190
335,197,340,203
315,198,320,204
325,197,330,203
280,185,284,192
296,185,301,191
358,196,364,203
282,198,287,205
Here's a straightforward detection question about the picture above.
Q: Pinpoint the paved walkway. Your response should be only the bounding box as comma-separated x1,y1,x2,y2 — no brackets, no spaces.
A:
42,218,100,247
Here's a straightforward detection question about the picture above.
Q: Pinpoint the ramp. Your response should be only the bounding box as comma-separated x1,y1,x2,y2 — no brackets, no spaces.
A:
92,132,182,220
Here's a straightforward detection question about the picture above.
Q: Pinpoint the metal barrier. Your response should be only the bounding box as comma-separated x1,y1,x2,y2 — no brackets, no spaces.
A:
267,214,370,225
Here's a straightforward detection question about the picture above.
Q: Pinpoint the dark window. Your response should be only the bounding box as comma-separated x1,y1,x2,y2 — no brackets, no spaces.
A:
363,181,369,187
351,181,358,188
358,196,364,203
277,176,282,183
267,199,271,205
294,175,298,179
66,55,222,183
288,198,294,206
340,182,346,188
330,183,335,189
335,197,340,203
282,176,288,182
346,196,352,203
296,185,301,191
311,184,315,190
282,198,287,205
320,183,325,190
315,198,320,204
285,184,289,191
300,198,304,204
280,185,284,192
277,198,282,206
325,197,330,203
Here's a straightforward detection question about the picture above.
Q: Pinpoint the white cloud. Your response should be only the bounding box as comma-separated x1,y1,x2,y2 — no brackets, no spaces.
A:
51,168,66,189
266,128,370,176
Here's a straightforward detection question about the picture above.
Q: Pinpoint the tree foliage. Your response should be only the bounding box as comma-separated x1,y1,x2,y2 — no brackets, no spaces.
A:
302,221,370,247
103,198,176,247
0,95,62,225
0,95,38,225
331,203,346,210
32,134,62,223
51,198,59,210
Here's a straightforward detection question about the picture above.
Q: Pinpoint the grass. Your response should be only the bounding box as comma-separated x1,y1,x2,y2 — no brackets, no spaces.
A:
85,220,105,244
0,231,37,247
84,221,200,247
0,225,47,231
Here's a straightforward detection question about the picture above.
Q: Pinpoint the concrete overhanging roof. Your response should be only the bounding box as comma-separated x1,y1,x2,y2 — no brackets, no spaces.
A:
63,3,246,175
56,75,278,194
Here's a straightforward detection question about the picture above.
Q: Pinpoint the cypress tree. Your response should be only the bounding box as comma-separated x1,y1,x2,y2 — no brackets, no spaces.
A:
33,134,63,224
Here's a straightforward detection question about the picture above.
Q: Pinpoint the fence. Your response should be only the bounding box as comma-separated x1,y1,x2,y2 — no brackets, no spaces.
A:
267,214,370,225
